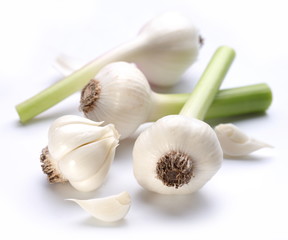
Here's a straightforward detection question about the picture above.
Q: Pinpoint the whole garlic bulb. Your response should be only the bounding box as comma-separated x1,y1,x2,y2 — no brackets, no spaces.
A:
80,62,152,140
133,115,222,195
40,115,120,192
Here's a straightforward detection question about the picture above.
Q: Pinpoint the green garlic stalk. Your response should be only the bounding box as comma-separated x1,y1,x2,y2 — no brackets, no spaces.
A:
15,12,202,123
79,61,271,140
133,46,235,195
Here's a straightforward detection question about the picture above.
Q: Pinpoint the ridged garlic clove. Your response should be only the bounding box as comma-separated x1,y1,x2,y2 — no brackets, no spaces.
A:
133,115,223,195
41,115,120,192
67,191,131,222
214,123,273,157
80,62,152,140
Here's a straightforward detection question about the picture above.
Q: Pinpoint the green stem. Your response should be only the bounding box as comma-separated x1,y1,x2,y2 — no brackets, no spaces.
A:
148,83,272,121
180,46,235,120
15,40,142,123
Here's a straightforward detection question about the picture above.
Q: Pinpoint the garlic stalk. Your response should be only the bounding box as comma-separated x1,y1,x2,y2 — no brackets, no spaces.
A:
16,12,202,123
67,191,131,222
79,61,272,140
214,123,273,157
40,115,119,192
133,46,235,194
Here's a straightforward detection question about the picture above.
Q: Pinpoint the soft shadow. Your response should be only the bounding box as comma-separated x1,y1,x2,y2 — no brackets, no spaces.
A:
79,216,128,228
135,189,212,217
224,151,273,162
115,137,135,161
41,178,104,201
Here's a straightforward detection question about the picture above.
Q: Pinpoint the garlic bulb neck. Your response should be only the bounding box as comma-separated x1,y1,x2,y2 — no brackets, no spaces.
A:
80,79,101,114
40,146,67,183
156,150,194,189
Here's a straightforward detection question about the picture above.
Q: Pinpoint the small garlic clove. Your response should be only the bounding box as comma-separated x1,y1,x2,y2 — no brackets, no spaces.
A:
68,152,114,192
67,192,131,222
58,137,118,182
214,123,273,157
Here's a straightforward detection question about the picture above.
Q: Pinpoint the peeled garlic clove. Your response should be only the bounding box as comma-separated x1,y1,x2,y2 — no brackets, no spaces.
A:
214,123,273,157
67,192,131,222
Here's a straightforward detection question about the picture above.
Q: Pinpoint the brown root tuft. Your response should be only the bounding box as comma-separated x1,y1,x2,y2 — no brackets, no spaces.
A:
156,151,194,189
80,79,101,114
40,146,66,183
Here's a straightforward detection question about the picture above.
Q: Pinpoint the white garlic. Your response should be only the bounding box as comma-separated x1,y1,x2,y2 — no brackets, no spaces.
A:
67,191,131,222
54,12,201,87
80,62,152,140
40,115,120,192
214,123,273,157
133,115,223,195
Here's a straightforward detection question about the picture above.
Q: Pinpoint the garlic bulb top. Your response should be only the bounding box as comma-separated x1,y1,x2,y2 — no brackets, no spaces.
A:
133,115,223,195
80,62,152,140
41,115,120,192
215,123,273,157
135,12,202,86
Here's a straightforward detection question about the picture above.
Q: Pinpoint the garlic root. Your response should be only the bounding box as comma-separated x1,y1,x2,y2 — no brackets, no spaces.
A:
67,191,131,222
214,123,273,157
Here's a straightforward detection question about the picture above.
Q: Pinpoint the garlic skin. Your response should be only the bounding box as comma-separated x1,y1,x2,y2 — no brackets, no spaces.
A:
80,62,152,140
54,12,201,88
134,12,201,86
214,123,273,157
67,191,131,222
41,115,119,192
133,115,223,195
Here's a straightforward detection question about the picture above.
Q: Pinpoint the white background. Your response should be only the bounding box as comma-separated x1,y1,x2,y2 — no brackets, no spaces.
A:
0,0,287,239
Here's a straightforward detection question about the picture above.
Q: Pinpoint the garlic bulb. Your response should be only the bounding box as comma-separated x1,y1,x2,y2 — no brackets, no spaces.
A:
16,11,202,123
40,115,120,192
55,11,201,88
133,47,235,195
67,192,131,222
214,123,273,157
134,11,201,86
80,62,152,140
133,115,222,194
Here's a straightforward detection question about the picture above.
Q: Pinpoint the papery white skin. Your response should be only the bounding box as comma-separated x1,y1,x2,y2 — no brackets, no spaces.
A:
135,11,201,86
133,115,223,195
214,123,273,157
81,62,152,140
48,115,119,192
67,191,131,222
54,12,201,87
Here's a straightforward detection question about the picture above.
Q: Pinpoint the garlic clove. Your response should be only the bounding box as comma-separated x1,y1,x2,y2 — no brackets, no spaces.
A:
48,115,118,160
67,191,131,222
58,137,118,182
214,123,273,157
